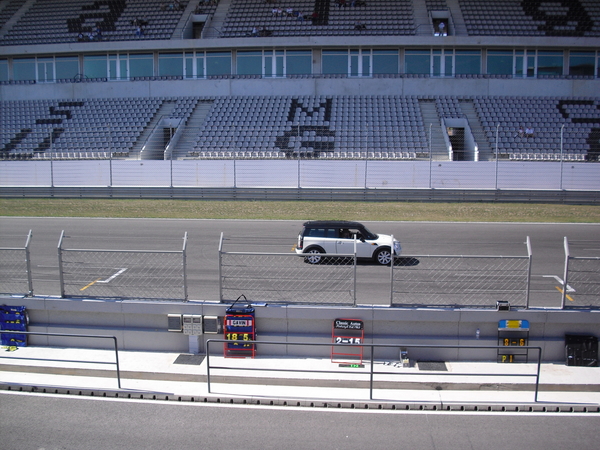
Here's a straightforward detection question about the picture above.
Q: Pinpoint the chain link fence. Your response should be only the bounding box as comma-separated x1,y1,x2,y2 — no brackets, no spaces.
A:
218,232,356,305
563,237,600,309
219,253,356,305
218,234,534,309
391,254,532,308
0,231,33,297
58,231,188,301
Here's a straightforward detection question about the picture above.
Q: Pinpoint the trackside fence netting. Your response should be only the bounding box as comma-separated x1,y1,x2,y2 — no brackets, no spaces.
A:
58,231,188,301
390,254,531,308
0,230,33,297
563,237,600,309
219,252,357,306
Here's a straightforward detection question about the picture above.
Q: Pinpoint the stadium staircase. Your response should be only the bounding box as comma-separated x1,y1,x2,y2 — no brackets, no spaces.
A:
419,99,448,160
0,0,34,40
460,99,493,159
131,100,176,160
204,0,231,38
171,0,201,39
175,99,214,158
412,0,432,34
445,0,467,35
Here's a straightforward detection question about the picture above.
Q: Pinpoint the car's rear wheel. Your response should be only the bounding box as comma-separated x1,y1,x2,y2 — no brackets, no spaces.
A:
374,247,392,265
304,248,324,264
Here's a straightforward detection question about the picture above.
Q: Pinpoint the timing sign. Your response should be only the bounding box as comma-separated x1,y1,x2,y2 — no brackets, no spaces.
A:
331,318,364,364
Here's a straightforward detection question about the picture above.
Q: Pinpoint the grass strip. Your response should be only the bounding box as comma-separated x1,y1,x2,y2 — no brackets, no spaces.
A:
1,198,598,222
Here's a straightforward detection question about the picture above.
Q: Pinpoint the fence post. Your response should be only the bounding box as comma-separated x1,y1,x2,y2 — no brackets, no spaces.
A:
353,237,357,306
218,232,224,303
559,124,565,190
50,129,55,188
170,148,174,189
389,234,395,307
233,129,238,189
428,124,433,188
562,236,570,309
495,124,500,190
25,229,33,297
108,124,113,187
182,232,188,301
364,125,369,189
525,236,532,309
297,124,301,189
57,230,65,298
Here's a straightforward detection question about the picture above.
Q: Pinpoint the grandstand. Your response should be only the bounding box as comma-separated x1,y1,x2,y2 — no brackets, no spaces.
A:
1,0,599,165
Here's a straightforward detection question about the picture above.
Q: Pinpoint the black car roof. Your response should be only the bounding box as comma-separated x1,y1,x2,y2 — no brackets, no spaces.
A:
302,220,364,228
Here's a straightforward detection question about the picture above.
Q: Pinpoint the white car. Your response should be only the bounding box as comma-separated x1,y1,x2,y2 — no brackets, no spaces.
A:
295,220,401,265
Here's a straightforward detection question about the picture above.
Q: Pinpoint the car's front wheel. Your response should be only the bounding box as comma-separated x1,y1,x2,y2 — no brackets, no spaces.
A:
304,248,324,264
374,247,392,265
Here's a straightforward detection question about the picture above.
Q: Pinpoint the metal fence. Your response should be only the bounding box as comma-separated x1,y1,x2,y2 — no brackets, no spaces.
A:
1,232,598,309
562,237,600,309
219,233,357,305
0,330,121,389
57,231,188,301
0,230,33,297
390,241,532,308
219,234,533,309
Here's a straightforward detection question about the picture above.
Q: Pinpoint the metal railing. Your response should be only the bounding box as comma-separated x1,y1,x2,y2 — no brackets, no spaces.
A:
0,330,121,389
0,230,33,297
206,339,543,402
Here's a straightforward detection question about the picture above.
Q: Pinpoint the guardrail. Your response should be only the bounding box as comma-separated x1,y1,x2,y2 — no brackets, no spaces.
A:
206,340,543,402
0,331,121,389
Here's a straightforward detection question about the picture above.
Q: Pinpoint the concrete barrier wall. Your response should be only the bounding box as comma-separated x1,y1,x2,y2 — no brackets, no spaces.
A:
2,160,599,191
5,295,598,363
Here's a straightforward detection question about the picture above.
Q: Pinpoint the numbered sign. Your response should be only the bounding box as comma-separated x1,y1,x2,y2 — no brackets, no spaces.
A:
331,318,364,364
224,312,256,358
497,319,530,363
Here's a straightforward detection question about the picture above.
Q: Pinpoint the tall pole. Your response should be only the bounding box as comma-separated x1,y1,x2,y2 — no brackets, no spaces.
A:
559,124,564,190
428,123,433,188
495,123,500,190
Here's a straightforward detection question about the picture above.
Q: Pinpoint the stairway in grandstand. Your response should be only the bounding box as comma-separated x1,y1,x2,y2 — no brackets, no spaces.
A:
445,0,467,35
171,0,201,39
419,99,448,160
204,0,231,38
0,0,34,40
460,100,493,159
131,100,177,160
412,0,431,34
175,99,214,157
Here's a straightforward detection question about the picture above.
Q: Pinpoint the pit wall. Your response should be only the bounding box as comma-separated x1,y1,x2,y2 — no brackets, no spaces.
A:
4,295,598,363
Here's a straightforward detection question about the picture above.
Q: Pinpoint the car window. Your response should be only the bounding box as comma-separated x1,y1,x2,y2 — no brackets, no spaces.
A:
306,227,337,238
344,228,364,240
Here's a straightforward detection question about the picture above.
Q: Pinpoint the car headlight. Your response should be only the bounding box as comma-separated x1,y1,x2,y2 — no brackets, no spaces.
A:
393,241,401,254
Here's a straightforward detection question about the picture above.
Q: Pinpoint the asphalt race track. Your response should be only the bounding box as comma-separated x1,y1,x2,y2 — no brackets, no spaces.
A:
1,217,599,307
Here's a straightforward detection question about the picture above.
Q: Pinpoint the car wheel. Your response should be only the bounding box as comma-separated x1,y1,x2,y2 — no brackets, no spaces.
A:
374,247,392,265
304,248,324,264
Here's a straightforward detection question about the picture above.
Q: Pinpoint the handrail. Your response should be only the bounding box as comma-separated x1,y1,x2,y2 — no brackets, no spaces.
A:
206,340,543,402
0,331,121,389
